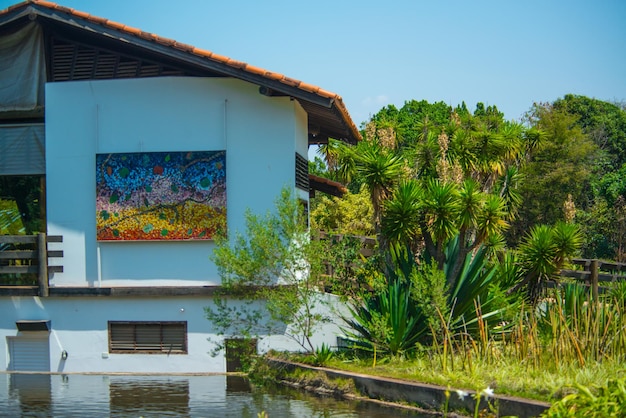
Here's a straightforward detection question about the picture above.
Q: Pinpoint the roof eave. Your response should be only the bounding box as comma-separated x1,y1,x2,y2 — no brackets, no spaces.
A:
1,1,362,144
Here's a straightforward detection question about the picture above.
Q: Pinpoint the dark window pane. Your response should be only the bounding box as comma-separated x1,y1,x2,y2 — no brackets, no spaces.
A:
0,175,45,235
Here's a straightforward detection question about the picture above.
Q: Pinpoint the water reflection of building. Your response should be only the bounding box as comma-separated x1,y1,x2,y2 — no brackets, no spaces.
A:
0,0,359,374
0,374,412,417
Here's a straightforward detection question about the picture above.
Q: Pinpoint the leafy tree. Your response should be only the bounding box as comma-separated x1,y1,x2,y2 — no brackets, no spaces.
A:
368,100,452,149
326,138,405,243
554,94,626,169
509,102,599,245
310,185,374,236
324,101,530,288
579,168,626,260
308,156,328,177
205,188,330,354
354,140,405,234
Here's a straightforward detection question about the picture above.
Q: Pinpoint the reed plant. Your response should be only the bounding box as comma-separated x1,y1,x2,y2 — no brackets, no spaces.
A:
328,281,626,402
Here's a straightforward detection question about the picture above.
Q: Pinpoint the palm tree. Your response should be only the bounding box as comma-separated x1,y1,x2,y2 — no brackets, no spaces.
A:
381,179,422,248
353,140,405,236
509,222,583,304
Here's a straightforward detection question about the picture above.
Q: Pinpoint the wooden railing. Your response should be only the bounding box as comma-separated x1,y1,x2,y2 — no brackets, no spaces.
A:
559,258,626,299
0,234,63,297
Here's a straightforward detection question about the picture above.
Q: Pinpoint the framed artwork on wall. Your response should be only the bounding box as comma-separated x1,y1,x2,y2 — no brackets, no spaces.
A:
96,151,226,241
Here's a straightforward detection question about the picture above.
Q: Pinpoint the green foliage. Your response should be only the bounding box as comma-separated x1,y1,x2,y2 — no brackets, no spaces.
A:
381,179,422,246
541,378,626,417
554,94,626,168
367,100,452,148
310,185,374,236
343,248,428,356
308,156,328,177
317,234,373,302
205,188,329,353
353,140,406,231
0,199,25,234
345,277,426,356
343,240,518,355
0,175,44,234
579,165,626,260
514,222,583,304
510,101,600,246
410,259,449,339
312,343,334,366
536,283,626,367
444,238,516,333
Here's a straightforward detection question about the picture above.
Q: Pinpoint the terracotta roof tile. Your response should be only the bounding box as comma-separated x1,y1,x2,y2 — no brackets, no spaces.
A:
87,15,107,25
121,25,142,35
33,0,55,7
228,59,248,70
244,65,265,76
208,52,229,62
298,82,320,94
2,0,361,141
155,36,175,46
71,10,89,19
282,77,300,87
173,41,194,53
317,88,339,99
264,71,283,81
105,20,125,31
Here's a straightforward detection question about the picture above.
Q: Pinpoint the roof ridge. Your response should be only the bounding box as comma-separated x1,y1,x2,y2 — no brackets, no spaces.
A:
1,0,361,142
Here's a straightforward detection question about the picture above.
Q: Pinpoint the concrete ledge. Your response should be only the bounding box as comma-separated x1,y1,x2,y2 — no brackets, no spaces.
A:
47,286,222,297
268,358,551,418
0,286,222,297
1,284,294,297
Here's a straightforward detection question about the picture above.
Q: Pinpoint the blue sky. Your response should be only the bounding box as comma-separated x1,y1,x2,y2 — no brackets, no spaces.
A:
3,0,625,127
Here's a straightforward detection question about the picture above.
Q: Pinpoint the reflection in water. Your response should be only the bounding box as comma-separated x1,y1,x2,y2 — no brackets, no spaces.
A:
110,378,190,417
0,373,426,417
10,374,51,416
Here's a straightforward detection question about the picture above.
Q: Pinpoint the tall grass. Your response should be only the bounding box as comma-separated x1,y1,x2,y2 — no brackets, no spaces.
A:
330,281,626,401
429,283,626,373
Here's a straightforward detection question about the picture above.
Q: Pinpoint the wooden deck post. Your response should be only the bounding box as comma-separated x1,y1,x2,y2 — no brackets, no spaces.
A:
37,232,49,297
590,259,599,301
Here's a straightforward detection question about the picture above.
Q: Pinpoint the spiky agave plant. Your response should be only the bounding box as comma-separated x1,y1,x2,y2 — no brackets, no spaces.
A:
442,235,519,335
342,246,427,356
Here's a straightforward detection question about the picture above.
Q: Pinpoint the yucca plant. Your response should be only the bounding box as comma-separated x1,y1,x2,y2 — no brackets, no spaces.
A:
511,222,583,305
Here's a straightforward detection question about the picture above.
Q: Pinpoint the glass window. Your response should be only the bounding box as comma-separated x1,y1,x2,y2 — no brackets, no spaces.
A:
0,175,45,235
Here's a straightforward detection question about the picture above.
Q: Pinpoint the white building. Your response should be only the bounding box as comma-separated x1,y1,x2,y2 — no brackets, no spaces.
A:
0,0,359,373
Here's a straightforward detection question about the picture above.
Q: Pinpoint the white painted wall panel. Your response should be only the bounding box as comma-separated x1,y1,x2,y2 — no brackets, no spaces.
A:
45,77,305,287
0,296,346,373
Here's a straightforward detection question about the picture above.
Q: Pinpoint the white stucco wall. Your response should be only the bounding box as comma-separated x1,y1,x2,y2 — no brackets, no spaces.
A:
45,77,308,287
0,295,347,373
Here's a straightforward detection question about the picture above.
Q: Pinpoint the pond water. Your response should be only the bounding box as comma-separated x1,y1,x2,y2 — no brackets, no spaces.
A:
0,374,427,417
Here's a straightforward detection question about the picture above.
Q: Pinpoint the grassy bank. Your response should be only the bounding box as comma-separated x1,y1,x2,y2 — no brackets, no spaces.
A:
288,352,623,403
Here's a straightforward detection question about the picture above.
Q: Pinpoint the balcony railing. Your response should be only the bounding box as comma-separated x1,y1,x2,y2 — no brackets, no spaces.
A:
0,233,63,296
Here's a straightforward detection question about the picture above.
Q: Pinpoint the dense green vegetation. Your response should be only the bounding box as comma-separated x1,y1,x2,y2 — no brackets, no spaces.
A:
210,94,626,416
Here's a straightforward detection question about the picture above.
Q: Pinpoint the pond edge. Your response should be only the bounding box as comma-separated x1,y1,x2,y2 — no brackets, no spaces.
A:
267,358,551,418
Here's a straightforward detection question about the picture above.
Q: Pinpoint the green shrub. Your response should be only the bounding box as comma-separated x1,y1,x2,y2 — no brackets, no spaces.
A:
541,377,626,417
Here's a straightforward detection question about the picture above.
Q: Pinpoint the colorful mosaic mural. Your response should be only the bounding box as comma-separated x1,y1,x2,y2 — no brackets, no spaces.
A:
96,151,226,241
